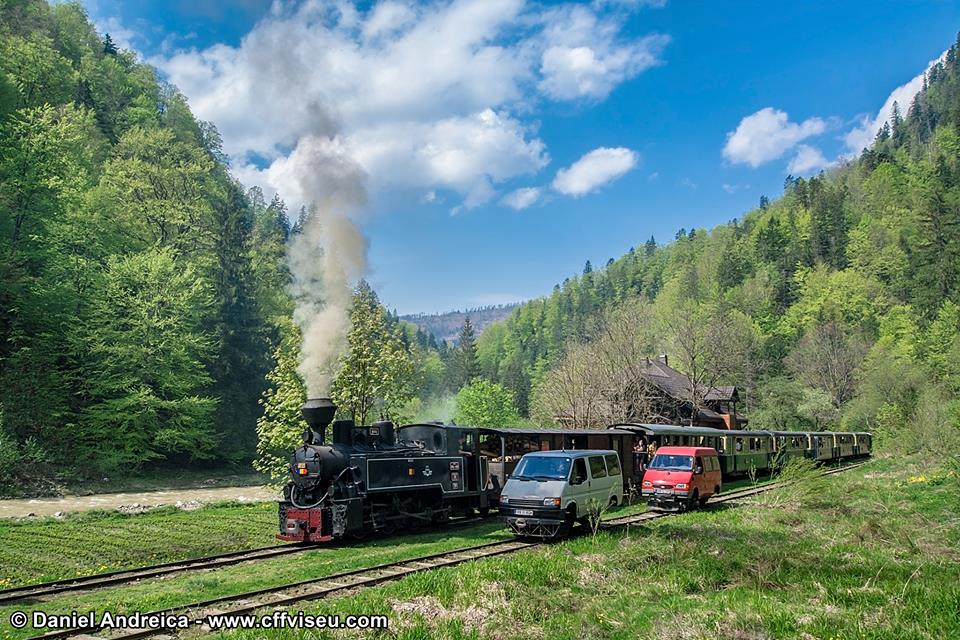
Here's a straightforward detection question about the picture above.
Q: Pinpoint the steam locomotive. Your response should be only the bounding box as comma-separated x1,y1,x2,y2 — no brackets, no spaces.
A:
277,398,494,542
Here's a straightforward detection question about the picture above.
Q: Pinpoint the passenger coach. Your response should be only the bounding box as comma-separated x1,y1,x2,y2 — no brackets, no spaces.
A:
609,423,870,477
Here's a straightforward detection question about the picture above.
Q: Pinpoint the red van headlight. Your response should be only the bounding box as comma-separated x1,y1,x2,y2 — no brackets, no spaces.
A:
642,481,652,487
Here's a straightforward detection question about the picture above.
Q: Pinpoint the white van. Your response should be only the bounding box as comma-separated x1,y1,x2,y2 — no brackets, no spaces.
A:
498,449,624,538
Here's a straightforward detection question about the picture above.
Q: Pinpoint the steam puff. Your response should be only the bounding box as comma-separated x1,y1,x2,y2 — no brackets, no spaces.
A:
286,135,368,396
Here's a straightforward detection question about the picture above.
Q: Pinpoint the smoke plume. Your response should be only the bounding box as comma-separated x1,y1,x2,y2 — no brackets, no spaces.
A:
286,135,368,396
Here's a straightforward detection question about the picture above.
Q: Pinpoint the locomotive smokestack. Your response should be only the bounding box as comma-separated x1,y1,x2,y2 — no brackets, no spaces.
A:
302,398,337,444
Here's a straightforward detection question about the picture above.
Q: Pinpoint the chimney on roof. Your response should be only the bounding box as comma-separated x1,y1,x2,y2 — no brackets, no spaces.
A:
657,354,668,366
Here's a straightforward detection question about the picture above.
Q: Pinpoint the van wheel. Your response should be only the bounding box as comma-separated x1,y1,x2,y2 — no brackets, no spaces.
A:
698,494,709,506
608,496,618,508
689,490,700,510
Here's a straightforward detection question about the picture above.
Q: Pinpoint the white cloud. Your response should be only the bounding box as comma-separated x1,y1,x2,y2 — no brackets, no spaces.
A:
721,183,749,194
552,147,638,196
501,187,542,210
537,5,669,100
723,107,826,167
843,49,948,155
787,144,830,175
153,0,666,211
361,1,417,41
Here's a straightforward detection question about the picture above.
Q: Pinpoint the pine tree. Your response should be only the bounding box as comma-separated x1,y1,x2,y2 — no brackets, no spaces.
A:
102,33,117,55
448,317,480,391
644,236,657,256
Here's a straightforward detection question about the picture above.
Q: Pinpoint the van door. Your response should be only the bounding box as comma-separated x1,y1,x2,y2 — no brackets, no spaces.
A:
570,457,589,517
587,455,610,506
604,453,624,505
709,455,721,494
693,455,706,496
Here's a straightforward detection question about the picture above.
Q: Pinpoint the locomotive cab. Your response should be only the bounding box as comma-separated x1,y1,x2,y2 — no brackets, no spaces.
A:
278,400,493,543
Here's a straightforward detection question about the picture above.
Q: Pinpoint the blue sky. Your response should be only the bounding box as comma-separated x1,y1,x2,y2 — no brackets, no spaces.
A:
84,0,960,314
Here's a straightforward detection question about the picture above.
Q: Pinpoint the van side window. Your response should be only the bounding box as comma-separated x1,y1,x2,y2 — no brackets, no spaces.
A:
588,456,607,478
572,458,587,483
604,453,621,476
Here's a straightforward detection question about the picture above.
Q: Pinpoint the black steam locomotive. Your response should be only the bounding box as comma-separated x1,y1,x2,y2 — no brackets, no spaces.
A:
277,398,494,542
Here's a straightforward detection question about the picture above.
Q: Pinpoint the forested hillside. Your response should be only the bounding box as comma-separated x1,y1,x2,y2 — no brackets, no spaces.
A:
0,0,291,485
4,0,958,492
401,304,520,344
479,35,960,453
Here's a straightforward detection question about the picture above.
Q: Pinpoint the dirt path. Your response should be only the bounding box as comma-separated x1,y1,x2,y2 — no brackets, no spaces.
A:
0,485,278,519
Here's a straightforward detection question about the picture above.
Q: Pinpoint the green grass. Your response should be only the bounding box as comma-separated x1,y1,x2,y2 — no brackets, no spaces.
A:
0,501,278,587
4,460,955,640
0,521,512,640
205,456,957,640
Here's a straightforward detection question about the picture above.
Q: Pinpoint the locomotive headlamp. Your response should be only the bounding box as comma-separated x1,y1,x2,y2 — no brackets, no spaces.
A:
543,498,561,507
408,467,416,476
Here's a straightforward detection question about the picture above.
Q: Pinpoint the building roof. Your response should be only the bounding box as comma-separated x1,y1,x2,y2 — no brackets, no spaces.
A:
639,358,739,405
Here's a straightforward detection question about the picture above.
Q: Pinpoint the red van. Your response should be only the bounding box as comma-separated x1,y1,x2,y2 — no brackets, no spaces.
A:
641,446,722,511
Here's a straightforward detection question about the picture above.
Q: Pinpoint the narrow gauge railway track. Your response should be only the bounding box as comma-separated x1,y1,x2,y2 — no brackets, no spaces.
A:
2,516,491,605
29,461,866,640
0,544,303,605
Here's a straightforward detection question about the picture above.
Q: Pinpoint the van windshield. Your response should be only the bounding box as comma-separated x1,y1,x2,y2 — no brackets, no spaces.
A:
512,456,571,481
648,455,694,471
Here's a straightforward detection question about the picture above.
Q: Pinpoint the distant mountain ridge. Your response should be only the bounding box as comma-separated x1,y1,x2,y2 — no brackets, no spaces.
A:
401,304,521,343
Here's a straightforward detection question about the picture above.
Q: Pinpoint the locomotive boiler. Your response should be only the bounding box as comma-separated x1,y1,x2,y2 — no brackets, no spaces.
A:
278,398,493,542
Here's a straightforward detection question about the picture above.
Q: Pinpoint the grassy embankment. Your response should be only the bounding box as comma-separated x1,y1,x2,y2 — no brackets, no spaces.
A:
3,459,956,639
203,456,956,640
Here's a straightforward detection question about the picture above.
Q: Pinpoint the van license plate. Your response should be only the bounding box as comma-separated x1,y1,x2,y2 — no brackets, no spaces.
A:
515,509,534,516
656,488,670,494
